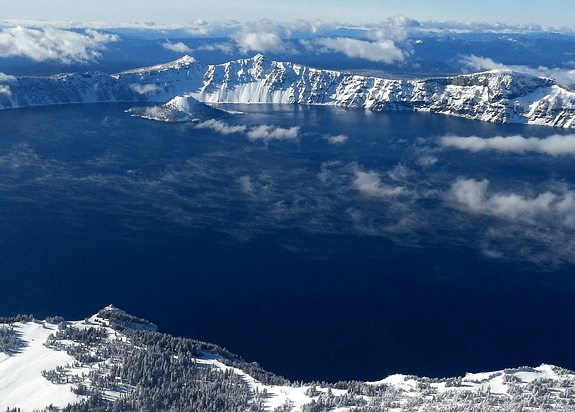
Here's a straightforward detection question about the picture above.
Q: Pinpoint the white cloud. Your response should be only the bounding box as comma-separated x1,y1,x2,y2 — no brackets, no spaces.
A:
162,41,193,53
0,18,567,38
196,119,247,134
0,19,190,31
353,169,408,197
440,134,575,156
414,20,547,35
0,73,16,82
323,134,348,144
130,84,161,94
195,121,298,141
139,106,162,118
234,31,290,54
0,27,118,64
247,19,327,36
416,155,438,166
312,37,408,63
246,125,299,141
197,43,234,53
387,164,411,182
461,55,575,86
239,175,255,195
450,178,575,225
366,15,417,43
229,19,332,54
0,18,329,38
184,20,240,36
0,85,11,96
91,17,553,44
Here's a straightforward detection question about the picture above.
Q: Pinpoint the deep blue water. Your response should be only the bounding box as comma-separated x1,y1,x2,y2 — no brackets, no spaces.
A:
1,102,575,382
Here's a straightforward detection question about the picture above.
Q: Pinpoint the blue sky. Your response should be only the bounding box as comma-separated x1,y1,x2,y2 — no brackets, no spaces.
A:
0,0,573,30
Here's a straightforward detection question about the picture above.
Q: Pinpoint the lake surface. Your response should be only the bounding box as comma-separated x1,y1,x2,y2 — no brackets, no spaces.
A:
1,102,575,382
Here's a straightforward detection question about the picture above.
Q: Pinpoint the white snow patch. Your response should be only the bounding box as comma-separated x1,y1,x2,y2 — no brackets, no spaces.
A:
0,321,81,411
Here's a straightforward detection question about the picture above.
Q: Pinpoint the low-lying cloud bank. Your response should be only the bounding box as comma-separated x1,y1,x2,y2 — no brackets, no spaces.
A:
2,18,572,66
353,168,408,198
323,134,348,144
450,178,575,227
462,55,575,87
309,37,408,64
0,17,562,35
246,125,300,141
0,72,16,82
0,27,118,64
440,134,575,156
196,119,248,134
226,19,411,61
234,31,293,54
196,119,299,141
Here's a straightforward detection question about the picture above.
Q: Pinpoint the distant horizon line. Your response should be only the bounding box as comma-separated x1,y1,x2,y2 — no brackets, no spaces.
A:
0,18,572,36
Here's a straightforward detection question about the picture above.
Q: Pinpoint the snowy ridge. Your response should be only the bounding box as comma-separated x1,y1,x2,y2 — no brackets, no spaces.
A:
1,55,575,127
2,307,575,411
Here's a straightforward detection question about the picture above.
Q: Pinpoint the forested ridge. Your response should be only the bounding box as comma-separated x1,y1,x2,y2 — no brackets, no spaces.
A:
3,306,575,411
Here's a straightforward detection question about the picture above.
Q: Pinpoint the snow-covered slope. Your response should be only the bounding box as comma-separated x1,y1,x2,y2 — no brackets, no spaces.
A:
126,94,236,122
2,306,575,412
1,54,575,128
0,320,81,410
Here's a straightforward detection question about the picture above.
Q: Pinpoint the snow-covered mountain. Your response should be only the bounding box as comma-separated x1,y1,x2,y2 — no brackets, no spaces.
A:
2,306,575,412
1,54,575,128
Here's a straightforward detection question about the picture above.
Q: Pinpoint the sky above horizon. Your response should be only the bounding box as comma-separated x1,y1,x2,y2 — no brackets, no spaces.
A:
0,0,573,31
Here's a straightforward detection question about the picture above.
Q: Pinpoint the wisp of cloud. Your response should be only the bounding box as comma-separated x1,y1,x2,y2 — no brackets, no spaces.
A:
162,42,193,53
310,37,408,63
130,84,162,95
450,178,575,226
323,134,348,144
440,134,575,156
353,169,408,198
246,125,299,141
0,73,16,82
196,119,248,135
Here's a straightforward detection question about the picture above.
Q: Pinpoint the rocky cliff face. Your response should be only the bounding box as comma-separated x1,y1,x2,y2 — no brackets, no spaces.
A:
2,54,575,128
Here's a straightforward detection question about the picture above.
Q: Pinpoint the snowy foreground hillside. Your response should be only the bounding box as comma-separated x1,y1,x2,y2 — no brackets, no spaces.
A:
1,306,575,412
1,55,575,127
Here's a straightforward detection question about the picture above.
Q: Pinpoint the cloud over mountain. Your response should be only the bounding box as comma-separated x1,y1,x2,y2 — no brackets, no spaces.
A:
130,84,162,94
462,55,575,87
234,31,291,54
